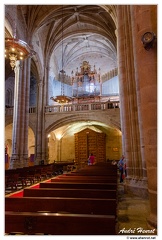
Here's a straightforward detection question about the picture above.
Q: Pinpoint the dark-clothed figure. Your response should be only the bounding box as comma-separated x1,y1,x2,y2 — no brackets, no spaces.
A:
118,155,125,183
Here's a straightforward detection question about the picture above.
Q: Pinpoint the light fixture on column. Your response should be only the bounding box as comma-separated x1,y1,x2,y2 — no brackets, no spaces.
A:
5,6,35,70
5,38,35,70
50,6,72,104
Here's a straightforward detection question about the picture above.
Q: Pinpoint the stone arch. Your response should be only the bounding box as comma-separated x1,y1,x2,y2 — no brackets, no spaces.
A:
5,89,12,106
46,112,121,163
5,16,14,37
5,123,35,158
46,112,120,134
5,138,12,157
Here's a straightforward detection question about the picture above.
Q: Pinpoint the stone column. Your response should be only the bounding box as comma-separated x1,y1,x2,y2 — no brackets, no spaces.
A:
117,6,143,186
43,67,49,164
35,79,43,165
18,58,31,167
18,60,26,165
10,60,22,168
130,5,157,230
10,58,30,168
35,66,49,165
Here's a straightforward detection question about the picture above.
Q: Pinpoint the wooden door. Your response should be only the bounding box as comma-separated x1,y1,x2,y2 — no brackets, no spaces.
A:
74,128,106,164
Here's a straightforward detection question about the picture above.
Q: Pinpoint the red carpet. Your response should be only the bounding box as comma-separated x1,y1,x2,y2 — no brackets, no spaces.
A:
7,179,51,198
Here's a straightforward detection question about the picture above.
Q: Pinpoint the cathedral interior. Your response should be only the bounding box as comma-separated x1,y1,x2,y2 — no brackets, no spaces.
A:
4,4,157,236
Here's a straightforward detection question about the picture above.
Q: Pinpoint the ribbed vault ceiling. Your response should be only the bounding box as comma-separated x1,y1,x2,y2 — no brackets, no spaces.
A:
5,5,117,79
21,5,117,77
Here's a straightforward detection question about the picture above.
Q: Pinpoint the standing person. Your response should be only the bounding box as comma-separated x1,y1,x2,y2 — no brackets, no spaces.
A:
118,155,125,183
89,153,95,165
124,158,127,177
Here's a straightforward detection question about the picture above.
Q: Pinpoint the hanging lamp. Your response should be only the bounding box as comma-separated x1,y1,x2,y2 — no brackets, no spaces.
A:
50,5,72,104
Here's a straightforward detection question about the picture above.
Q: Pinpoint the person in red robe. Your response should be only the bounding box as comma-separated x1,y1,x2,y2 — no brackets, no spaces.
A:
89,153,95,165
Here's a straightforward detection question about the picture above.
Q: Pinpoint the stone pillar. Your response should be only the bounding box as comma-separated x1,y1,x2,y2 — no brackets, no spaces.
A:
10,58,30,168
18,60,26,165
10,60,22,168
35,79,43,165
43,67,49,164
117,6,143,186
35,66,49,165
130,5,157,230
20,58,31,167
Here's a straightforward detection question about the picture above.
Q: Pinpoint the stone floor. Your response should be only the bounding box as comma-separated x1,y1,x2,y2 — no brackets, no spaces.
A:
117,182,156,236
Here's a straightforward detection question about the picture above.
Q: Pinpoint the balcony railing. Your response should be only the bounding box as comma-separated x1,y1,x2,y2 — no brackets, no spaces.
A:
45,101,120,113
5,106,37,115
5,101,120,115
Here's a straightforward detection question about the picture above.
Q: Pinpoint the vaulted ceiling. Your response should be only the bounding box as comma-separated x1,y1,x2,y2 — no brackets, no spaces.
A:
5,5,118,79
33,5,117,76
